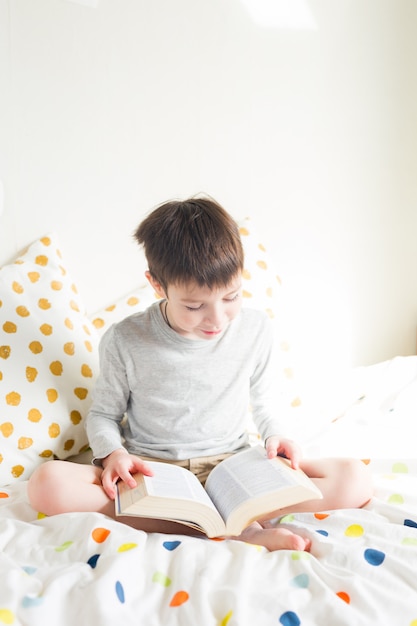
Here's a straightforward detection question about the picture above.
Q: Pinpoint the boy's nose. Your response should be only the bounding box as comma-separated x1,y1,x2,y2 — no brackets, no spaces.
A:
205,307,224,327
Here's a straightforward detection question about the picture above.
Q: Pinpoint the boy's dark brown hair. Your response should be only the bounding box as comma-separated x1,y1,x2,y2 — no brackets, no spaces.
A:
134,196,244,291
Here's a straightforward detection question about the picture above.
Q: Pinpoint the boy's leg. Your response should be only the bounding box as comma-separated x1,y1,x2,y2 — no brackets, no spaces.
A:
296,457,373,512
27,460,205,535
259,457,372,522
233,457,372,552
28,460,113,517
26,459,312,550
28,457,370,553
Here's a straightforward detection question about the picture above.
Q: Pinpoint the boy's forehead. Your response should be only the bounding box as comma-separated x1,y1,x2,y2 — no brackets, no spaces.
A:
172,275,242,297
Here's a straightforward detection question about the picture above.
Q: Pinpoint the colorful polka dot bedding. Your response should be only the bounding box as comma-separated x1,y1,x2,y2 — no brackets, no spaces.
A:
1,454,417,624
2,231,417,624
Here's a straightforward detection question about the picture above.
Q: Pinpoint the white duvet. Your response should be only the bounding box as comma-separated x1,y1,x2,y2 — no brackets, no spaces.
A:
2,357,417,625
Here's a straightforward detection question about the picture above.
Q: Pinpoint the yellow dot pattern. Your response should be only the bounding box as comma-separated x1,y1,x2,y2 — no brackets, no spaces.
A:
91,285,158,335
238,217,302,415
0,233,99,485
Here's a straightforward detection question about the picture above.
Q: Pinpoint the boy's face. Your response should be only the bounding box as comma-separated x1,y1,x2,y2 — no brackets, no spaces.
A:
149,273,243,341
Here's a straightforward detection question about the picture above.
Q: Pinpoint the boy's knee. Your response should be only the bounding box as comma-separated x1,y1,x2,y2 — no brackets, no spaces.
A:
343,457,373,508
27,460,64,514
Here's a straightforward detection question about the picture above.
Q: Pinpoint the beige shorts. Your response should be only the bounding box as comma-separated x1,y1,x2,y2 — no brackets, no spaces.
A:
140,452,236,486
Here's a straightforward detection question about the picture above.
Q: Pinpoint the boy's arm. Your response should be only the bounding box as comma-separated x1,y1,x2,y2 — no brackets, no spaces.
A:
249,319,286,442
249,319,303,469
85,325,131,463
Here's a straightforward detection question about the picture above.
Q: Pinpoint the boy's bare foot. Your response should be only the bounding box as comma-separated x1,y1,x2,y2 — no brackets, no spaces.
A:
235,522,311,552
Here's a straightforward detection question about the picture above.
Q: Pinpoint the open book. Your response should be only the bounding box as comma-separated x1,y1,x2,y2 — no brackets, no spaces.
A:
115,445,322,538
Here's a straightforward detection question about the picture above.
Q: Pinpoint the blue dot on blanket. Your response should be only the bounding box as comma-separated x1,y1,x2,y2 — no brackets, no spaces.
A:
163,540,181,551
21,595,44,608
115,581,125,603
87,554,100,569
315,529,329,537
279,611,300,626
364,548,385,566
404,519,417,528
290,574,309,589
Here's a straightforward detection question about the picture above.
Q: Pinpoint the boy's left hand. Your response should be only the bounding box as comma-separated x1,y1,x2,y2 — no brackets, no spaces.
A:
265,436,302,470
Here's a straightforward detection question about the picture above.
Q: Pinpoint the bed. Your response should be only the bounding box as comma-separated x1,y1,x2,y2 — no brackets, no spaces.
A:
1,227,417,625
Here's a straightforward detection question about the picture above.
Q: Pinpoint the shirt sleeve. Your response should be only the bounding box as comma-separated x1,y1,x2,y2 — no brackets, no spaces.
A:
85,325,129,464
249,318,286,441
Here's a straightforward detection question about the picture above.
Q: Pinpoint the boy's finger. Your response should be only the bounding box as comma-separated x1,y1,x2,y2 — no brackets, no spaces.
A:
101,473,116,499
265,438,280,458
134,459,154,477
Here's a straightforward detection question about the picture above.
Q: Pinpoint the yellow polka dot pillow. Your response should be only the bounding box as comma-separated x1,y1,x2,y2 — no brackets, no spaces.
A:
239,218,302,428
0,234,99,485
90,284,158,338
239,217,282,319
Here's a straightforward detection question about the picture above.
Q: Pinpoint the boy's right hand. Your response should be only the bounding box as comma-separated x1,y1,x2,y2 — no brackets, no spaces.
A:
101,448,154,500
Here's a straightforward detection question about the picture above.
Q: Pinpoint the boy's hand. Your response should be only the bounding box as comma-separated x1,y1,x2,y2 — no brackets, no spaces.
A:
265,436,302,470
101,448,154,500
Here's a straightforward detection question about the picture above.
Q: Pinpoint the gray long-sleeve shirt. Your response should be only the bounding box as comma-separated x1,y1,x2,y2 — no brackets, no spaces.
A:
86,301,283,462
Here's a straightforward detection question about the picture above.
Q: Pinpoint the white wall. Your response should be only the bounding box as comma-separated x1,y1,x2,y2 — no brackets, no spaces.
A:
1,0,417,374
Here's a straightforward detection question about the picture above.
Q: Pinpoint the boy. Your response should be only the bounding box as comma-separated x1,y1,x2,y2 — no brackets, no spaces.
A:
28,197,372,551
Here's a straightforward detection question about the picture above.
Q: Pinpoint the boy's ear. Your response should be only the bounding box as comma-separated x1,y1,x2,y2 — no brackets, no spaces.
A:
145,271,167,298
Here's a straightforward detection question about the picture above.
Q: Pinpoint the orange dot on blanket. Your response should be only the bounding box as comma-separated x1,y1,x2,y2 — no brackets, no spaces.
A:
169,591,189,607
0,492,9,499
314,513,329,520
336,591,350,604
92,527,111,543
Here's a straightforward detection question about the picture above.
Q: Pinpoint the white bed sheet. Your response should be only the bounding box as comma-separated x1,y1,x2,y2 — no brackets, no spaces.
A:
302,355,417,459
1,356,417,625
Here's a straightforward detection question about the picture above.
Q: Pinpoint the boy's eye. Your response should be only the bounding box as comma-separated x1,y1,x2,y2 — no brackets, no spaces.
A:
185,293,240,311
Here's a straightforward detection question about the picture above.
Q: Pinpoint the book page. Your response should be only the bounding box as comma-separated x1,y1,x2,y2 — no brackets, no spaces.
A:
121,461,218,510
205,446,303,523
145,461,216,506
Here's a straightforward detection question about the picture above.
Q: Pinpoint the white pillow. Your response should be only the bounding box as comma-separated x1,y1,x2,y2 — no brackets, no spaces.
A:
0,234,99,485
